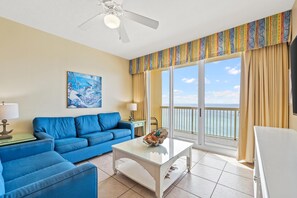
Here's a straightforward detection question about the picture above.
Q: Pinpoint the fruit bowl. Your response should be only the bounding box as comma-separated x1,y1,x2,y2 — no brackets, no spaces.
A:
143,128,168,146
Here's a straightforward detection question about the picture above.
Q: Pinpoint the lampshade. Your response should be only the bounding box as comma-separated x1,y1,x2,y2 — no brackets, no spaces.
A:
104,14,121,29
0,103,19,120
127,103,137,111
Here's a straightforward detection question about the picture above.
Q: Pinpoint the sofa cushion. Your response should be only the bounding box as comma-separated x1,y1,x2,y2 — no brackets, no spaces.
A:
33,117,76,139
5,161,75,192
81,132,113,146
106,129,132,139
0,159,4,196
98,112,121,131
3,151,66,182
75,115,101,136
55,138,88,154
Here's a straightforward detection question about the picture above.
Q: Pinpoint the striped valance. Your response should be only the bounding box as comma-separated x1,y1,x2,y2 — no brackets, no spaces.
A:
129,10,291,75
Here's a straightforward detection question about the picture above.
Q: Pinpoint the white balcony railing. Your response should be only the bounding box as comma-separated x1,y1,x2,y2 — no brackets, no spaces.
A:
161,106,239,140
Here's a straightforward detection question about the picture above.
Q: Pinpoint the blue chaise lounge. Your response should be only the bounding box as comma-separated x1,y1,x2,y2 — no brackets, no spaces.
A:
0,138,97,198
33,112,134,163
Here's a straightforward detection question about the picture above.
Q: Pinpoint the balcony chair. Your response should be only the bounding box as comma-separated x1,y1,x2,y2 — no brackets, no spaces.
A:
151,117,159,130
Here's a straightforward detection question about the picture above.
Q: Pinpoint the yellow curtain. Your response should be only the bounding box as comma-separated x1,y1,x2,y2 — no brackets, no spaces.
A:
132,73,147,135
238,43,289,163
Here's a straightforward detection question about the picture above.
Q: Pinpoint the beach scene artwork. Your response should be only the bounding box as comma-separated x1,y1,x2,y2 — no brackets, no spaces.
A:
67,71,102,108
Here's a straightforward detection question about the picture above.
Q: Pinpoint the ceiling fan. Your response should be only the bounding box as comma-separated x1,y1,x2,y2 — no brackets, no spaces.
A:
78,0,159,43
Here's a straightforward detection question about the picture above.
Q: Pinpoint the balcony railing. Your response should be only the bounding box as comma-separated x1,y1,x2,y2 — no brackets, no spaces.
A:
161,106,239,140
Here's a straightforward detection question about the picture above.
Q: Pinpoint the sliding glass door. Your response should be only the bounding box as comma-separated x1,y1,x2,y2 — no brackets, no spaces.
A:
172,65,199,145
147,55,241,153
204,57,241,148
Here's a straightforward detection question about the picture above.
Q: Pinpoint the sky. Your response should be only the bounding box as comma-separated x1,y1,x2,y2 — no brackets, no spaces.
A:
162,57,241,107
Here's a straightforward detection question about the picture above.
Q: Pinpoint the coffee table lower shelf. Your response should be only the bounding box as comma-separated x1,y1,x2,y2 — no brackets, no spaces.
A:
116,158,187,192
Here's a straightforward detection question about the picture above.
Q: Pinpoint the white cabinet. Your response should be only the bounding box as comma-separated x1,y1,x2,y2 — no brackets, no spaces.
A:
253,150,262,198
254,126,297,198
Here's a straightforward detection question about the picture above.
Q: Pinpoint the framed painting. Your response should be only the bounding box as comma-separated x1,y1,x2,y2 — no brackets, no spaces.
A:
67,71,102,108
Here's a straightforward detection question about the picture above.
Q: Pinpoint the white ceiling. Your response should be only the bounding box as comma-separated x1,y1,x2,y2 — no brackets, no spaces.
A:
0,0,295,59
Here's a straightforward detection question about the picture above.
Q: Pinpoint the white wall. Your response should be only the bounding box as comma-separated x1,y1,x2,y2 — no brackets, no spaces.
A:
0,17,132,133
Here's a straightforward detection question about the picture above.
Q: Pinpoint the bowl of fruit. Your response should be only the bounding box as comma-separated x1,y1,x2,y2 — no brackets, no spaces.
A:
143,128,168,146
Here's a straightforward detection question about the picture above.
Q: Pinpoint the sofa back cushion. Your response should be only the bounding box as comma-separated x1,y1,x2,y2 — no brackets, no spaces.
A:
75,115,101,136
0,159,5,196
98,112,121,131
33,117,76,139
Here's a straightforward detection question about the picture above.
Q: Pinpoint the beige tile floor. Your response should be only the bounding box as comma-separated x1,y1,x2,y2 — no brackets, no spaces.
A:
76,149,254,198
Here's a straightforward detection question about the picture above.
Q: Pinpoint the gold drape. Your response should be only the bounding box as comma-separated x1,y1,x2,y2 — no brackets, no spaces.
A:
238,43,289,163
132,73,147,135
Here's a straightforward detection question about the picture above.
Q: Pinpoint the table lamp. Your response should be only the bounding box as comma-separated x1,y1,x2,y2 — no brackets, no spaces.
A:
0,102,19,139
127,103,137,121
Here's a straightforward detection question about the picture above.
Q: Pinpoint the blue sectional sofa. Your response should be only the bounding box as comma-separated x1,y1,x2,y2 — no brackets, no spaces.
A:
33,112,134,163
0,138,97,198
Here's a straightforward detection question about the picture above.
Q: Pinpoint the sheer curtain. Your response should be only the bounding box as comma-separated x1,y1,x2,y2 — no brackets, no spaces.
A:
238,43,289,163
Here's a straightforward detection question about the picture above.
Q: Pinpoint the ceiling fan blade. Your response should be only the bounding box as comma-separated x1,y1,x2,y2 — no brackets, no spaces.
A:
78,2,105,30
124,10,159,29
115,0,124,4
78,12,102,31
100,0,111,3
118,22,130,43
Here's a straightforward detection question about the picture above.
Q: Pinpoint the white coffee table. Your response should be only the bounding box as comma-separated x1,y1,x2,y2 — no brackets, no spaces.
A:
112,137,193,198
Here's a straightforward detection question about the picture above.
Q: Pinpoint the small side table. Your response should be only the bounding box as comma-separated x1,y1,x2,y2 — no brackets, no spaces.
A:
125,120,146,136
0,133,36,146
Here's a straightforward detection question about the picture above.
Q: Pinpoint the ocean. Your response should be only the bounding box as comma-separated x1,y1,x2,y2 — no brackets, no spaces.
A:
162,104,239,108
161,104,239,139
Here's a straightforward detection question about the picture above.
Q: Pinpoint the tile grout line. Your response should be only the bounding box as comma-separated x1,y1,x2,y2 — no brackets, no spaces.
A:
129,188,145,198
213,161,254,197
220,162,254,196
193,162,225,172
174,186,202,198
196,156,254,180
223,169,254,180
188,172,221,184
98,156,149,197
102,153,136,197
112,174,137,190
171,151,217,198
98,150,253,198
209,161,227,198
159,151,206,198
197,164,226,171
116,186,145,198
217,183,254,197
98,167,113,176
100,171,138,198
112,174,146,198
196,152,229,171
116,190,129,198
98,172,110,182
186,152,251,196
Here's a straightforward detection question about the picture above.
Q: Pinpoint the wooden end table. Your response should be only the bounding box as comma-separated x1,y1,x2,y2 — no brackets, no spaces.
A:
125,120,146,136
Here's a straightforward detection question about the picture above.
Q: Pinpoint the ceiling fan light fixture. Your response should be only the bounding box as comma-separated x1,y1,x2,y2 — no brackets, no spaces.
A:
104,14,120,29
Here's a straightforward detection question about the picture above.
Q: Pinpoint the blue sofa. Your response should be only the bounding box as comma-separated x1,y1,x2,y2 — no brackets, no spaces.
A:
0,139,97,198
33,112,134,163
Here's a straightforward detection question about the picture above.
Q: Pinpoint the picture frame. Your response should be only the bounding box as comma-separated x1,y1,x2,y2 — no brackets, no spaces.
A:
67,71,102,108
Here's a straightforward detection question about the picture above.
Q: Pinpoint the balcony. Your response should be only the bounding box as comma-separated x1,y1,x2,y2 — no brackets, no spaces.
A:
161,106,239,148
